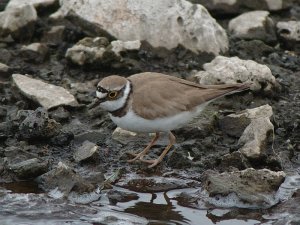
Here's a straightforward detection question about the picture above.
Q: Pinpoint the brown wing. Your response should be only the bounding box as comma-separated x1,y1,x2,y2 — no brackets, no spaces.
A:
129,72,249,120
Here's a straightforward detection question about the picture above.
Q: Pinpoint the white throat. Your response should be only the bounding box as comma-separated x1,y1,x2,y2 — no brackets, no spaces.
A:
99,81,131,112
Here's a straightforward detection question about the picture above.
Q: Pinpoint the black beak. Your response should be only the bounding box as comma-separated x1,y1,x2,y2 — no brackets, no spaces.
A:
87,97,102,109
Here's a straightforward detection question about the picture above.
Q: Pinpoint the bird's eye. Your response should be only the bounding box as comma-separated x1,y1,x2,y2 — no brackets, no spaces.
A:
108,91,118,99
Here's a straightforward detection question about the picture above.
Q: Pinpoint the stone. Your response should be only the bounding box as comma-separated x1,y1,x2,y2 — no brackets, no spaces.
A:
192,0,293,15
219,104,273,137
12,74,79,110
107,189,139,204
277,21,300,42
36,162,96,196
204,168,286,206
49,106,70,122
41,25,66,44
111,40,141,56
73,140,99,162
17,107,62,139
6,0,57,10
112,127,138,145
0,62,9,77
194,56,277,92
238,117,274,159
65,37,119,66
228,11,276,43
20,43,49,63
58,0,228,55
9,158,48,179
277,21,300,50
117,173,199,192
220,105,274,159
0,5,37,41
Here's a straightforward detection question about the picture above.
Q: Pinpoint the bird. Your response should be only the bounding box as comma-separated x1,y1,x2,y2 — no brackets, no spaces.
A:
91,72,250,168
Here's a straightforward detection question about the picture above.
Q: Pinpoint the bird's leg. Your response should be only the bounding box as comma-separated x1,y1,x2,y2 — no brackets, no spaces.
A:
140,131,176,168
127,132,160,163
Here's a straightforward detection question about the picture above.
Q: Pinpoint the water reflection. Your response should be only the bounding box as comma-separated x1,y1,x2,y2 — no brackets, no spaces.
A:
125,192,188,224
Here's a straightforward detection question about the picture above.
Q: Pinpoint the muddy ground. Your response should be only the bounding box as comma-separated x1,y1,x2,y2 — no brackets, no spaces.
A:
0,1,300,225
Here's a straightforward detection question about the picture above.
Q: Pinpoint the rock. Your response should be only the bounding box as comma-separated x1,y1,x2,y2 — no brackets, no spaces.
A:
49,106,70,122
65,37,119,66
219,104,273,137
9,158,48,179
228,11,276,43
238,117,274,159
219,115,251,138
277,21,300,50
73,140,99,163
204,168,286,206
117,173,199,192
17,107,62,139
219,105,274,160
0,62,9,77
193,0,293,15
36,162,96,196
111,40,141,56
41,25,66,44
58,0,228,55
12,74,79,110
194,56,277,92
6,0,57,10
106,189,139,204
20,43,49,63
112,127,138,145
0,5,37,41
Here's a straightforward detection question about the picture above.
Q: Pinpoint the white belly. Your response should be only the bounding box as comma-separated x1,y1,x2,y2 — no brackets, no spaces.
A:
109,104,208,133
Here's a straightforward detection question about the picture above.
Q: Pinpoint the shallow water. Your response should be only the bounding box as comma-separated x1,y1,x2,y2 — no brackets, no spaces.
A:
0,182,266,225
1,173,300,225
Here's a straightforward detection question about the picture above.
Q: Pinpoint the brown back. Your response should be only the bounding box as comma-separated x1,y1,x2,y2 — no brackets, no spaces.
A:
129,72,249,120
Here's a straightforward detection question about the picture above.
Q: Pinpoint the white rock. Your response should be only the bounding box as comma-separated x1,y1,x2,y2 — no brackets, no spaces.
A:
0,5,37,40
229,104,273,120
65,37,114,66
58,0,228,55
6,0,57,9
112,127,137,145
197,0,290,14
111,40,141,56
12,74,79,110
277,21,300,42
194,56,276,92
238,117,274,159
228,10,276,43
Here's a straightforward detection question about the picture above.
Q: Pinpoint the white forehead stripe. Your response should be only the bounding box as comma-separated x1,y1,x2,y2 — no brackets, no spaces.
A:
96,91,107,99
99,81,131,112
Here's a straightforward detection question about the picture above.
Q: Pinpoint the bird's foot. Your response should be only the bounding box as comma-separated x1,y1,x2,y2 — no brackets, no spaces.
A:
126,152,145,163
139,158,160,168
